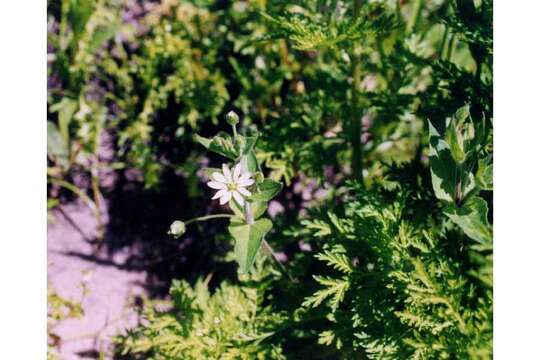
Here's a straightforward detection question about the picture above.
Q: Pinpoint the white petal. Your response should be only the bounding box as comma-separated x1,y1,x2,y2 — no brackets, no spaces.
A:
222,164,232,182
238,172,252,182
208,181,226,190
237,178,254,187
219,191,232,205
212,189,227,200
211,172,228,183
231,191,244,206
232,164,242,182
237,186,251,197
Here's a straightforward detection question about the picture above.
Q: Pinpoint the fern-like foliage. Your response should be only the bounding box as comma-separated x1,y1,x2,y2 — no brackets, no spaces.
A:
300,179,492,359
261,5,396,51
116,277,286,359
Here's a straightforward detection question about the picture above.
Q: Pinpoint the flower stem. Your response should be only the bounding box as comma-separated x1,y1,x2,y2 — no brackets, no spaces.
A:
184,214,234,225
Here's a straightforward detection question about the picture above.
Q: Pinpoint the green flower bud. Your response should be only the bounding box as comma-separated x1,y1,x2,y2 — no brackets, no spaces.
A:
169,220,186,237
225,111,239,126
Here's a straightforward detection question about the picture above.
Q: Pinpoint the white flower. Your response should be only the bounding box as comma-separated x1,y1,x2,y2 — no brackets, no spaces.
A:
207,163,254,206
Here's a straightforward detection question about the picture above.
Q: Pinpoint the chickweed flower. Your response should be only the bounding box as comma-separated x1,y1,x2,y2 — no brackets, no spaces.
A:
225,110,239,126
207,163,254,206
169,220,186,237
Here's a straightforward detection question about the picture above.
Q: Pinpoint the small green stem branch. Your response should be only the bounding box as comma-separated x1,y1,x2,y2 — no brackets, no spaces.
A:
262,240,295,282
184,214,234,225
90,167,104,241
407,0,424,34
48,178,101,225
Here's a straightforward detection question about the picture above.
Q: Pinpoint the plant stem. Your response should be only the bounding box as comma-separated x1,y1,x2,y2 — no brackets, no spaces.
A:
262,240,295,282
48,178,101,226
91,168,104,241
350,0,364,184
446,34,456,62
184,214,234,225
407,0,424,34
439,26,449,58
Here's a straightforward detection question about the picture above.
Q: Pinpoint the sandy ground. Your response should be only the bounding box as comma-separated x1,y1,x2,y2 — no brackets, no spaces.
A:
48,199,147,359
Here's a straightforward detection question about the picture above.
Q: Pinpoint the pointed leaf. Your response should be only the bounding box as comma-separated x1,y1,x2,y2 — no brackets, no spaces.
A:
229,218,273,273
50,98,77,145
445,119,466,163
444,197,492,244
252,201,268,220
428,120,476,204
428,121,457,203
47,122,69,169
195,133,239,159
244,151,258,173
250,179,282,202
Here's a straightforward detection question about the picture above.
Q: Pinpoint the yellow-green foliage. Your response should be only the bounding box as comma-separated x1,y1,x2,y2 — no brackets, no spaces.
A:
47,285,84,360
117,277,286,359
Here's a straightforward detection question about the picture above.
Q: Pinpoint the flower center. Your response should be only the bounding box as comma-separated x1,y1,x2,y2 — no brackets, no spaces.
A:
226,183,238,191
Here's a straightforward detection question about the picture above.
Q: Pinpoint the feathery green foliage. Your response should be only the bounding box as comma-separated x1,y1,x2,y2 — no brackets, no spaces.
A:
48,0,492,358
117,263,287,359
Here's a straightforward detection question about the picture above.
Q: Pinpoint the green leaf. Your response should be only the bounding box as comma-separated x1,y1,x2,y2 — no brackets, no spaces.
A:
454,104,471,123
241,132,259,156
194,134,211,148
47,122,69,168
195,133,239,159
230,199,267,221
88,23,120,54
235,134,258,157
68,0,94,41
243,151,258,173
476,156,493,191
444,197,492,244
50,98,77,145
228,218,273,274
428,120,476,204
428,121,458,203
251,201,268,220
250,179,282,202
445,119,466,163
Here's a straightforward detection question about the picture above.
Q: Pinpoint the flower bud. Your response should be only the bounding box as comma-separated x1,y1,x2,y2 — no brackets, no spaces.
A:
169,220,186,237
225,110,239,126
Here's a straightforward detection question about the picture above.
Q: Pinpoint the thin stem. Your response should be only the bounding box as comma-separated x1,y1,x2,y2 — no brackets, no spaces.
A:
184,214,234,225
439,26,449,58
48,178,100,224
262,240,295,282
244,202,254,225
407,0,424,34
238,156,255,225
350,0,364,184
91,169,104,241
446,33,456,62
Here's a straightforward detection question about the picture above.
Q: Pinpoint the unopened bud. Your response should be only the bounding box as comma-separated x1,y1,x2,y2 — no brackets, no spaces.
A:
169,220,186,237
225,110,239,126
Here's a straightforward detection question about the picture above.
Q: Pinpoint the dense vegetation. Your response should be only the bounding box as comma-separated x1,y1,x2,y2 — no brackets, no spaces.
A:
47,0,492,358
